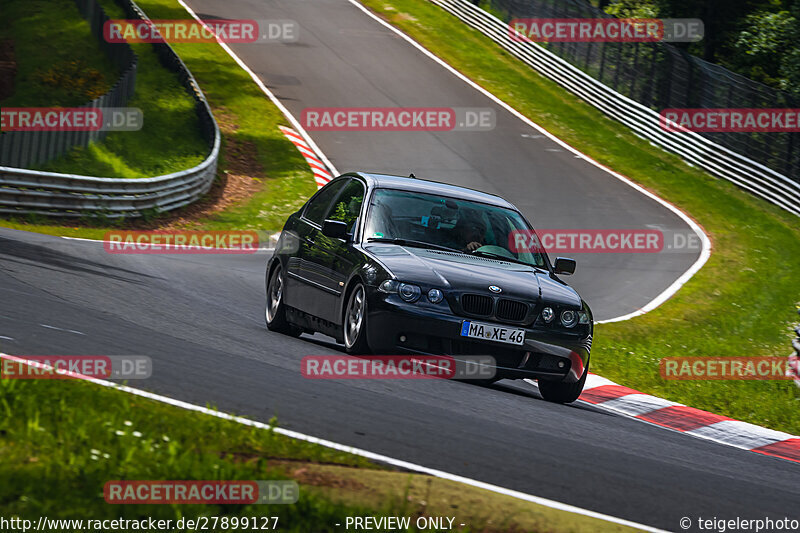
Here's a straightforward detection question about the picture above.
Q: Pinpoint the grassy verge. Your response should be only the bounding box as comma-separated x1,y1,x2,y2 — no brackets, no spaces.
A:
0,0,207,178
0,0,119,105
359,0,800,433
0,370,637,532
0,0,317,238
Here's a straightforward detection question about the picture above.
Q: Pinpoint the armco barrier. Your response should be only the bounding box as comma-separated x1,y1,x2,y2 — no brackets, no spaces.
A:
430,0,800,216
0,0,220,218
0,0,137,168
488,0,799,186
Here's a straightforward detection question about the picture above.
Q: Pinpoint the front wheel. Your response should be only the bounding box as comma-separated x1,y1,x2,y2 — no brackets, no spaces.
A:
343,283,370,354
538,364,588,404
265,263,302,337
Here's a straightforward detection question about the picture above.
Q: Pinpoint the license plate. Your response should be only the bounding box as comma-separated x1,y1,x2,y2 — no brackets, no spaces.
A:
460,320,525,345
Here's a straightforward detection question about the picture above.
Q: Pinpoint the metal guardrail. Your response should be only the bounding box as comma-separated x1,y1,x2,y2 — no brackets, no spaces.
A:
0,0,138,168
487,0,799,185
0,0,220,218
431,0,800,216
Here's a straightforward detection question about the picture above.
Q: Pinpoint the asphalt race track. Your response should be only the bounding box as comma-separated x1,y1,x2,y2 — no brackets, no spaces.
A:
1,230,798,531
185,0,703,322
1,0,797,531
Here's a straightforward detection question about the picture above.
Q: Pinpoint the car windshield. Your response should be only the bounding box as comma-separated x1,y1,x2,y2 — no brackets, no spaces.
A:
364,188,547,269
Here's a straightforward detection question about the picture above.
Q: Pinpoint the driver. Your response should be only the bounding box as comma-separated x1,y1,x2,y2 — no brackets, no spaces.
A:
447,210,486,252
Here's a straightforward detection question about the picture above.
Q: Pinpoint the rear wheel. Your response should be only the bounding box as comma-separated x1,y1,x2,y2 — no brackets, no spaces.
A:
538,364,588,404
265,263,302,337
343,283,370,354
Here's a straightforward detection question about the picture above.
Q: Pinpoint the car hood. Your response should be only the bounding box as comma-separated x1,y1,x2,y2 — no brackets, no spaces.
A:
364,245,582,307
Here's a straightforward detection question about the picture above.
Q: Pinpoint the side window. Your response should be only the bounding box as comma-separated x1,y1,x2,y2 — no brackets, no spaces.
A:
303,180,346,226
327,179,365,231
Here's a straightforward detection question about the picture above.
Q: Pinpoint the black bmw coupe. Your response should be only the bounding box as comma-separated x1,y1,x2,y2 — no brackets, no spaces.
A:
266,172,593,403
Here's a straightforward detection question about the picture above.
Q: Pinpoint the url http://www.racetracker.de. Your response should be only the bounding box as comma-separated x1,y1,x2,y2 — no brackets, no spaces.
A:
0,516,280,532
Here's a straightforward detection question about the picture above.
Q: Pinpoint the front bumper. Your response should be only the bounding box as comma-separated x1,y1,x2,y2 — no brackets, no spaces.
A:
366,292,591,383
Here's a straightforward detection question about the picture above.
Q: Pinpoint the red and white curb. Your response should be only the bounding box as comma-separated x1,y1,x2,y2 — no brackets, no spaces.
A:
527,374,800,464
279,126,334,189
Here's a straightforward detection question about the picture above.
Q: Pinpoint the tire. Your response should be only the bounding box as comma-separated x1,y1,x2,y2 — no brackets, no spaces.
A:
538,363,588,404
343,282,370,354
265,263,302,337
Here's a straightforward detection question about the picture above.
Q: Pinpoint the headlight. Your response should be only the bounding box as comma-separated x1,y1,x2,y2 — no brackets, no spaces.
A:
398,283,421,302
378,280,399,293
541,307,555,323
560,309,578,328
427,288,443,303
578,310,590,324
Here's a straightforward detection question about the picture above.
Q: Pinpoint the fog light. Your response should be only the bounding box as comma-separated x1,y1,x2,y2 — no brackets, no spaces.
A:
399,335,407,343
560,309,578,328
557,360,566,368
541,307,555,323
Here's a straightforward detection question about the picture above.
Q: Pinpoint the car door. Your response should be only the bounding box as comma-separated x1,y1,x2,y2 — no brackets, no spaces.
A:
317,178,367,324
283,178,347,317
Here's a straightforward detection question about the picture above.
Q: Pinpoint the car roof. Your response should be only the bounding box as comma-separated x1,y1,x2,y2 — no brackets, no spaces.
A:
350,172,516,210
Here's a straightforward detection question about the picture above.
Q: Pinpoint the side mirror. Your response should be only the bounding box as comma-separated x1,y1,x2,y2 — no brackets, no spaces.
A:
321,219,350,240
554,257,576,275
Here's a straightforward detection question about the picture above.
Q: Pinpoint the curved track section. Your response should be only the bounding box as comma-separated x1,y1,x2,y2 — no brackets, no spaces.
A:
184,0,702,321
2,1,794,530
0,229,798,531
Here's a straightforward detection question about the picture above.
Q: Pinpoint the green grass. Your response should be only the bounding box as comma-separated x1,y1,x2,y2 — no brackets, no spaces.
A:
0,0,119,106
359,0,800,434
0,0,207,178
0,374,377,532
0,0,317,234
0,369,637,532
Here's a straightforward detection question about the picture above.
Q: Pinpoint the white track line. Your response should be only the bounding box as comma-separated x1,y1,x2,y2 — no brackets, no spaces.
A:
341,0,711,324
0,353,665,532
10,6,714,526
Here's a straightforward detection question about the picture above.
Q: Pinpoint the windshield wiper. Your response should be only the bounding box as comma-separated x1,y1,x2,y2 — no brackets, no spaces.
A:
470,250,546,270
366,237,463,253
